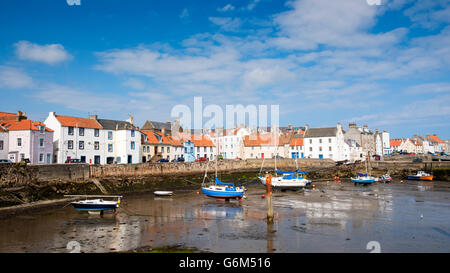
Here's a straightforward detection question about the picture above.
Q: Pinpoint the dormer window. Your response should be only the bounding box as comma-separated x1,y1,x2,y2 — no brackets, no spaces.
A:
39,126,45,134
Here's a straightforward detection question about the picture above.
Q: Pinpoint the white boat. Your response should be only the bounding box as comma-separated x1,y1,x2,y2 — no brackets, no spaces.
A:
154,191,174,196
376,174,392,182
259,170,311,188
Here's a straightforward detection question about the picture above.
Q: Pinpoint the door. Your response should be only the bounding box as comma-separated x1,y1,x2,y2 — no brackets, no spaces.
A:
94,155,100,164
319,154,323,159
127,155,132,164
80,156,86,163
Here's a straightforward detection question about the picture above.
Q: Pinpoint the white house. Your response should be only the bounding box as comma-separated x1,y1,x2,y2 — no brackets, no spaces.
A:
381,130,391,155
303,123,346,161
0,125,8,160
211,127,250,159
44,112,140,164
192,135,216,160
1,112,53,164
97,117,141,164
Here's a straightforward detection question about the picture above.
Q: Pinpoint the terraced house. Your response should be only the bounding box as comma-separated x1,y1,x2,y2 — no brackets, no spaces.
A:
0,111,53,164
44,112,140,164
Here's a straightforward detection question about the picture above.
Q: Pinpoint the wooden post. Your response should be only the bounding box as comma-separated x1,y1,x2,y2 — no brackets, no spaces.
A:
266,174,273,223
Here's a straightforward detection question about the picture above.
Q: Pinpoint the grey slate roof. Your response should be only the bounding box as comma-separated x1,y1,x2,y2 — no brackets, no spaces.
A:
304,127,337,138
142,120,171,131
97,119,138,131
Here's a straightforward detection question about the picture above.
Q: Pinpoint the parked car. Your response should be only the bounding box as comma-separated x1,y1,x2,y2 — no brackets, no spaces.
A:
235,157,242,160
413,158,423,163
157,158,169,163
195,157,207,162
408,152,416,155
217,155,224,160
275,155,284,159
171,157,185,162
65,159,83,163
0,159,12,163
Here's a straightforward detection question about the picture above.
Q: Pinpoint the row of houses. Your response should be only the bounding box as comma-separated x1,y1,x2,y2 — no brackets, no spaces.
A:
0,110,448,164
390,134,447,154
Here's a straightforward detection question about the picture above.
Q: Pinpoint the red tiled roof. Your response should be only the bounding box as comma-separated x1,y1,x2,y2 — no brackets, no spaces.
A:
192,135,215,147
243,135,283,146
0,120,53,132
428,135,444,144
142,130,159,144
390,139,402,147
55,115,102,129
290,138,304,147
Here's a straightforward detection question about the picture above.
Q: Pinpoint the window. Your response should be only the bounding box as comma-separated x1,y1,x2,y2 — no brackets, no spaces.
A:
20,153,25,160
309,139,312,144
108,131,113,140
161,147,164,153
167,146,170,153
68,140,73,149
309,147,312,152
319,147,322,152
197,147,200,152
79,128,84,136
94,129,99,137
17,138,22,147
94,141,99,150
39,153,44,162
39,138,44,147
329,147,332,151
329,138,332,143
319,139,322,144
185,147,187,153
190,147,193,153
79,141,84,150
0,140,3,150
108,144,113,152
68,127,74,135
131,130,135,137
131,141,135,150
40,126,45,134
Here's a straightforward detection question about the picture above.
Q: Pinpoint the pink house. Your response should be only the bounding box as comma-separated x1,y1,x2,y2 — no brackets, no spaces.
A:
0,111,54,164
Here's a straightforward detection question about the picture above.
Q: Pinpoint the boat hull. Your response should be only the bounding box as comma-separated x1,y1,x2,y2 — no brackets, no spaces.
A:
71,203,118,211
259,176,310,188
351,178,375,184
201,188,244,199
409,175,433,181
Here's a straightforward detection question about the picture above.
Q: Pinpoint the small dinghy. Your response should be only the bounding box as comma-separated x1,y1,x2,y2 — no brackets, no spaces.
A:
154,191,174,196
376,174,392,183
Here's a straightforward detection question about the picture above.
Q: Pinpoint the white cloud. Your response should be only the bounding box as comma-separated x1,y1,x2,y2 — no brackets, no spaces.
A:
208,17,242,32
14,40,72,64
218,4,235,12
0,66,33,89
246,0,261,11
123,78,146,90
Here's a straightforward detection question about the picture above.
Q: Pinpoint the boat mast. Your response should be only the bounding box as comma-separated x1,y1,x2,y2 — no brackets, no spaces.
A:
202,161,209,187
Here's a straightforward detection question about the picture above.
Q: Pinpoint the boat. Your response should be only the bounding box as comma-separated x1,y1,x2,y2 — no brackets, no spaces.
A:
201,159,245,200
70,199,120,212
154,191,173,196
66,195,122,214
351,173,376,184
376,174,392,183
352,154,376,185
259,169,311,189
258,149,311,189
407,171,433,181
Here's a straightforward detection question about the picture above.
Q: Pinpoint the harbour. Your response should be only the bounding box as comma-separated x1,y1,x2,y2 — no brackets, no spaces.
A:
0,178,449,253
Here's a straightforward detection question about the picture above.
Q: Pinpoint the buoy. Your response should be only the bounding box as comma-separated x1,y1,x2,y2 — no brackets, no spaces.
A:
312,185,316,190
196,191,200,194
261,194,265,198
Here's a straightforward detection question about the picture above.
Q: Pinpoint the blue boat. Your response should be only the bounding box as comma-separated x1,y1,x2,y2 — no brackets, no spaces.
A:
202,177,245,200
351,173,376,184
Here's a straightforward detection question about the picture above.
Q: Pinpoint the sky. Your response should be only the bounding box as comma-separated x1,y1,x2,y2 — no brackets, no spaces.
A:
0,0,449,139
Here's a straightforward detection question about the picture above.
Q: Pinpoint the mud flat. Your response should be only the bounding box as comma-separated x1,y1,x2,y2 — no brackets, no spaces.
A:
0,179,449,253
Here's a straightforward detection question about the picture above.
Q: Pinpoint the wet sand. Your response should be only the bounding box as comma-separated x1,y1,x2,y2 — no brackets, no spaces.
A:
0,179,449,253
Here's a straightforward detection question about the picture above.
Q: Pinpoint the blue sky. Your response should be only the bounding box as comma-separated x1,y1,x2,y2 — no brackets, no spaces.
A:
1,0,449,138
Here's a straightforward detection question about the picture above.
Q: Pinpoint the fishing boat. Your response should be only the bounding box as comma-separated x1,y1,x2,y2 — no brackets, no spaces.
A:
407,171,433,181
66,195,122,214
351,173,376,184
376,174,392,183
201,159,245,200
259,169,311,189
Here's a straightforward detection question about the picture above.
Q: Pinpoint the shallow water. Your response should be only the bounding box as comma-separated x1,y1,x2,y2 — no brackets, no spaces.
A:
0,180,449,253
